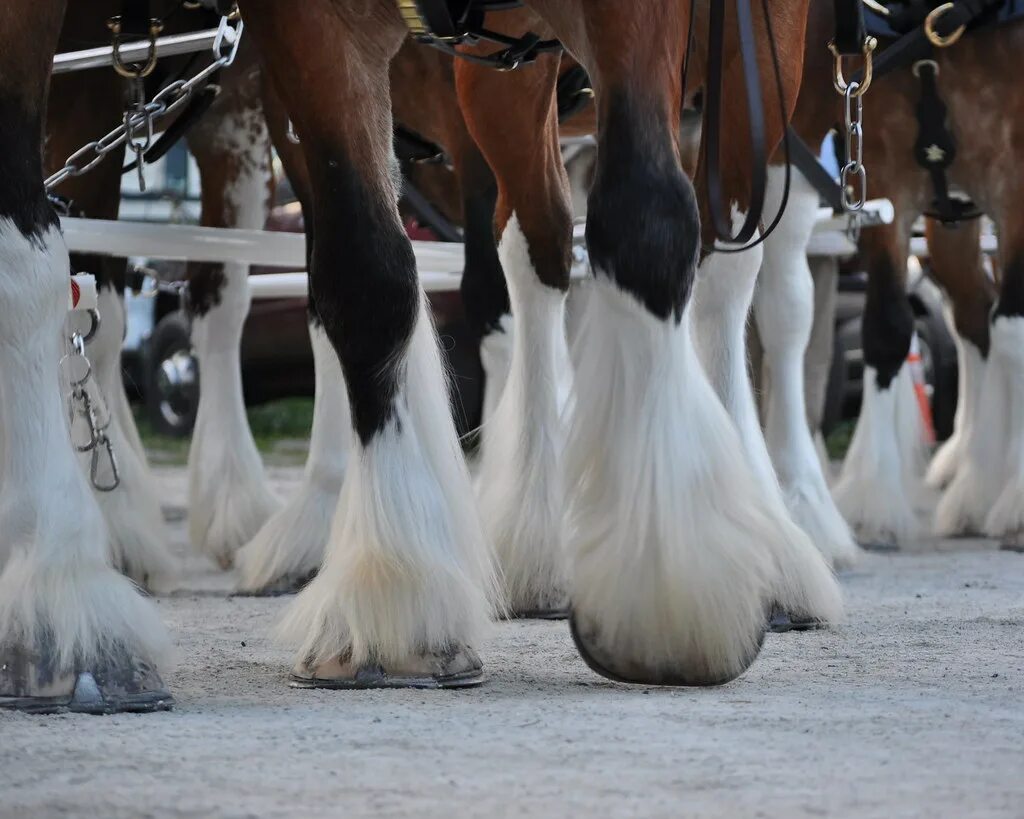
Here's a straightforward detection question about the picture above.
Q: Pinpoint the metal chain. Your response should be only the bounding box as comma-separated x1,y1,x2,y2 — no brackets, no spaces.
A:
840,81,867,212
45,14,243,192
60,323,121,492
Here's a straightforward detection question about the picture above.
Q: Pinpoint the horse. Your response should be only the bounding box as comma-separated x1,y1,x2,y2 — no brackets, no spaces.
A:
0,0,839,712
780,1,1023,548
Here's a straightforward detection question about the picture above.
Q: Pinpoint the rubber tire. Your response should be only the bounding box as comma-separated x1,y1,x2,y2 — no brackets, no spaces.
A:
145,311,198,438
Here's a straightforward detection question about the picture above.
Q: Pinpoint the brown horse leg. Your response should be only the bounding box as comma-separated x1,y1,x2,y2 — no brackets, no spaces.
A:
980,199,1024,546
238,0,495,687
44,45,175,590
0,0,171,713
182,44,279,570
235,72,352,595
834,210,927,546
457,25,572,618
923,218,995,490
518,0,838,685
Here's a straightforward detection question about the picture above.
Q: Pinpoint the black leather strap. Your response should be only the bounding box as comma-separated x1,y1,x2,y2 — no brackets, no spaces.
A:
787,127,845,213
833,0,868,54
704,0,768,245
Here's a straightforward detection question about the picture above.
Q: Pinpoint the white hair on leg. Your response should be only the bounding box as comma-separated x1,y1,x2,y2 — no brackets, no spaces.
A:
86,286,177,591
834,363,925,545
187,117,278,568
755,169,859,569
0,222,170,690
278,296,497,671
478,312,513,428
982,317,1024,544
568,276,841,685
927,325,985,490
236,319,350,593
475,215,571,615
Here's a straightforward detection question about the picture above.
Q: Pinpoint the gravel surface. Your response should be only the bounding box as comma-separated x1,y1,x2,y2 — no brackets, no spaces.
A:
2,465,1022,819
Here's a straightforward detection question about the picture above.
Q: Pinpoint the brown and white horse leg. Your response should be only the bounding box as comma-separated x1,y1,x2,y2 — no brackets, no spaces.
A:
980,207,1024,547
457,36,573,617
522,0,838,684
923,218,993,491
0,0,170,712
239,0,495,686
753,166,859,569
834,211,928,547
184,56,279,570
44,62,176,591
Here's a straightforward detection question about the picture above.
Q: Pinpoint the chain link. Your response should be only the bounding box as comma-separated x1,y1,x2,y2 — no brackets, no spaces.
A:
840,81,867,212
45,15,244,193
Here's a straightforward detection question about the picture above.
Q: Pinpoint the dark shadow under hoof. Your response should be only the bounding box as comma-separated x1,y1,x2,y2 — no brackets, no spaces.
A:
0,646,172,715
569,611,764,687
859,541,900,553
502,607,570,621
289,645,484,690
234,570,317,598
999,543,1024,553
767,608,827,634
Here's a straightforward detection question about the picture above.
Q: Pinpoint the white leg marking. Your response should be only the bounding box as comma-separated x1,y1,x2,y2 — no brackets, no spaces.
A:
235,320,351,592
478,312,513,428
834,363,925,545
568,277,841,682
926,327,985,490
187,114,278,568
982,316,1024,543
88,286,177,590
475,215,570,614
755,169,859,569
0,222,169,673
277,297,497,668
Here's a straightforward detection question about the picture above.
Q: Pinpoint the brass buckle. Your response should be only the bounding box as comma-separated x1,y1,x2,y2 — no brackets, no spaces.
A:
107,16,164,79
828,35,878,98
925,3,967,47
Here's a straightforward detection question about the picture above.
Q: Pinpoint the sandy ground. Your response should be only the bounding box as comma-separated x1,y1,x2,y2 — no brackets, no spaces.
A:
1,464,1022,819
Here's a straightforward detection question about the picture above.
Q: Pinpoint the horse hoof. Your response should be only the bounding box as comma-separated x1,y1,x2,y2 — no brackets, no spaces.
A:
999,543,1024,553
234,571,317,598
767,607,827,633
289,645,484,690
859,541,900,553
569,612,764,687
0,645,172,715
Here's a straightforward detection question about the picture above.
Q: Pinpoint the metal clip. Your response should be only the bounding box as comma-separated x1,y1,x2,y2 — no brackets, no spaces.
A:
108,16,164,79
925,3,967,48
828,36,877,98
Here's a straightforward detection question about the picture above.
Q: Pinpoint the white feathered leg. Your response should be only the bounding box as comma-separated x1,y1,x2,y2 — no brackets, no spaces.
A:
187,136,278,568
926,329,985,490
755,169,859,569
478,313,513,428
236,319,351,593
982,317,1024,544
0,222,170,710
834,362,926,546
280,298,497,679
475,215,571,616
87,286,177,591
568,276,842,685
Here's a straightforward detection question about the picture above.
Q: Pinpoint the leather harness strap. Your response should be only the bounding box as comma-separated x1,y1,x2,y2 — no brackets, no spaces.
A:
833,0,870,53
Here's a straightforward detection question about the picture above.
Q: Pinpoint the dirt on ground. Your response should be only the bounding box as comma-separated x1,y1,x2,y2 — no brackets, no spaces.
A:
1,465,1022,819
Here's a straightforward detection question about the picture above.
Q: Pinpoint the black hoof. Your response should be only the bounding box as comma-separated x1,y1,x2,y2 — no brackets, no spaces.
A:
767,607,827,633
859,541,900,553
289,645,484,690
569,611,764,687
502,606,570,621
0,646,172,715
999,543,1024,553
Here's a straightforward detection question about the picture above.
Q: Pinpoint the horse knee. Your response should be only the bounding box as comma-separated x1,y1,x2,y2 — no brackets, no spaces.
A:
587,98,700,320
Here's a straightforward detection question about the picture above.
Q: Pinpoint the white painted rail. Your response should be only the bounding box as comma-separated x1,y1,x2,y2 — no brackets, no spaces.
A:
52,27,230,74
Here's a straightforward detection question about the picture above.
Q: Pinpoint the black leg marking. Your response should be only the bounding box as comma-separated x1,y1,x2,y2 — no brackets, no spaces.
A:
0,91,58,241
863,254,915,389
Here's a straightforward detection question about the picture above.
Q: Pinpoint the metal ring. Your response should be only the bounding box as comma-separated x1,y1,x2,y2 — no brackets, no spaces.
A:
82,308,101,345
108,17,165,79
828,36,877,98
925,3,967,48
912,59,940,78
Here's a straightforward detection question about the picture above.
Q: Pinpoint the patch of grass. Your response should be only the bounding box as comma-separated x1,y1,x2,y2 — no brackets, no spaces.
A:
133,397,314,466
825,419,855,461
